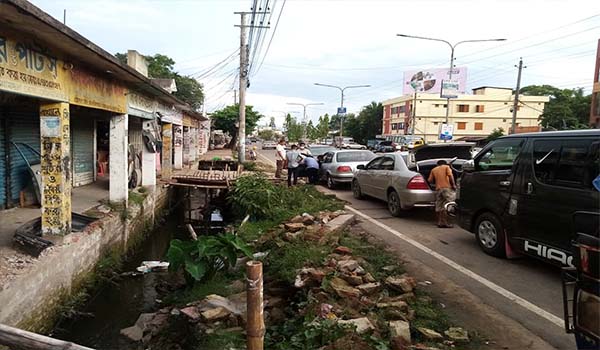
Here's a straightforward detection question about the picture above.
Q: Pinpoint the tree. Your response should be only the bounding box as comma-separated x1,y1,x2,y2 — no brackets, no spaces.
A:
258,129,275,141
212,104,263,148
343,102,383,144
114,52,204,111
520,85,591,130
284,115,304,142
316,114,330,140
487,127,505,141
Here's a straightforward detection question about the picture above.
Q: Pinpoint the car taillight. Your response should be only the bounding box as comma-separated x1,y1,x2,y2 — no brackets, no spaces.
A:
391,142,396,147
337,166,352,173
407,175,430,190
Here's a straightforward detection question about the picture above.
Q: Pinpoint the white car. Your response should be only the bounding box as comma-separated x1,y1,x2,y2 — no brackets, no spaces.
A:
342,142,367,150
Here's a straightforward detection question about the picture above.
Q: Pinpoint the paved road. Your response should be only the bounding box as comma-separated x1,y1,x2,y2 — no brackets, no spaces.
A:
257,145,574,349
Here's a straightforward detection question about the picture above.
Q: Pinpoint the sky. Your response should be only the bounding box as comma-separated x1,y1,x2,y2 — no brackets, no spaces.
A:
31,0,600,128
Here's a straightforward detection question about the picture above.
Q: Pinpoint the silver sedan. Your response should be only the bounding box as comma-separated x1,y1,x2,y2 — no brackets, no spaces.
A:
351,153,435,216
319,150,376,189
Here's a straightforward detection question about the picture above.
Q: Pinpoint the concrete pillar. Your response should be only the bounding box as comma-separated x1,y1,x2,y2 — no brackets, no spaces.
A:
190,128,198,164
109,114,128,205
161,123,172,180
173,124,183,170
40,102,71,235
141,120,157,187
183,126,190,167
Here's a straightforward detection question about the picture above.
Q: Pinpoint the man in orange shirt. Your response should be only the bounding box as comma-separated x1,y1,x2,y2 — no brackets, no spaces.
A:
428,160,456,228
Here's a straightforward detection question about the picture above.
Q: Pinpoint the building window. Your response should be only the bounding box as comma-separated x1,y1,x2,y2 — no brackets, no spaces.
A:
457,104,469,112
433,122,439,125
398,106,406,113
474,122,483,130
457,122,467,130
391,123,397,130
475,105,485,113
391,107,398,114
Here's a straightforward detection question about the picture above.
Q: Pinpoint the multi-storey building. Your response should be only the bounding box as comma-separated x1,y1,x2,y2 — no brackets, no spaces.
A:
591,39,600,128
381,87,549,143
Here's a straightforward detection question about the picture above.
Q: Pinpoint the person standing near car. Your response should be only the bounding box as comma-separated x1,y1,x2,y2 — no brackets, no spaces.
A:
301,155,320,184
428,160,456,228
286,144,301,186
275,138,286,178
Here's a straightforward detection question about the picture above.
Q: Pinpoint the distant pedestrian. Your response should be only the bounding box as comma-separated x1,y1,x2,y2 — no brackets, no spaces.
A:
428,160,456,228
301,155,320,184
286,144,301,186
275,138,286,178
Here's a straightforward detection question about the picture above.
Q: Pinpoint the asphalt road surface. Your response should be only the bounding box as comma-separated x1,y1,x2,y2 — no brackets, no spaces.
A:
256,145,575,349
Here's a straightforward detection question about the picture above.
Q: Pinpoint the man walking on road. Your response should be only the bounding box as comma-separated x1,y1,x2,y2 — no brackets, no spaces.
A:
428,160,456,228
286,144,301,187
275,138,286,178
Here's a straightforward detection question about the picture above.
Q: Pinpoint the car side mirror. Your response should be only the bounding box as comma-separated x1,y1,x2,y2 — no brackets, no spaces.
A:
462,159,475,172
357,164,365,170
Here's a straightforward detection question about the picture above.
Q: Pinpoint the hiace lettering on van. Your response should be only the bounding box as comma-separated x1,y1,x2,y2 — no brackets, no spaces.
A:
524,240,574,267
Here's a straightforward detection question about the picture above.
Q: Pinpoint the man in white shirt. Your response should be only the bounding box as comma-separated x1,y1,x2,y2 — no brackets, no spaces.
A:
275,138,286,178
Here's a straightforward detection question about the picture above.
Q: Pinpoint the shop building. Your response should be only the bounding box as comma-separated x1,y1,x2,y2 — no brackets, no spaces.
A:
591,39,600,128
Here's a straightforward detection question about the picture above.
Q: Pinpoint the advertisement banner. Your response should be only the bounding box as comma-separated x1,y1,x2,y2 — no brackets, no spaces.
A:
0,34,68,101
440,80,460,99
403,67,467,95
439,123,454,141
68,66,127,113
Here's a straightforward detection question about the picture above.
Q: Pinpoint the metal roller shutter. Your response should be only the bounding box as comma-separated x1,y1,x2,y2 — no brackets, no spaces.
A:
9,110,40,204
0,117,6,208
71,116,95,187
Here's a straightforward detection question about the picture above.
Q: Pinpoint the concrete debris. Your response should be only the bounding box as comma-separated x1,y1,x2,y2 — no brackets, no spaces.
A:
290,215,304,223
376,301,408,311
302,213,315,225
284,222,305,232
342,274,364,286
417,327,444,340
338,317,375,334
324,214,355,233
120,313,155,342
362,272,376,283
329,276,361,298
444,327,469,342
180,306,201,321
385,275,417,293
356,282,382,295
337,259,360,273
97,204,112,214
201,306,230,321
334,246,353,255
389,320,411,344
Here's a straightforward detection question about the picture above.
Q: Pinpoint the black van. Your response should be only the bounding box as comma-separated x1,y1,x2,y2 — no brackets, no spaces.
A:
457,130,600,266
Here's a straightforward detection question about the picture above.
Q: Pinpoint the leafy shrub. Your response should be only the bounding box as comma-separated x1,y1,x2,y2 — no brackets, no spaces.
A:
167,233,252,282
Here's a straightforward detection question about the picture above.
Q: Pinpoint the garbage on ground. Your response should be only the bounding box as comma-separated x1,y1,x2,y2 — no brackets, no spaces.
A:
136,261,170,274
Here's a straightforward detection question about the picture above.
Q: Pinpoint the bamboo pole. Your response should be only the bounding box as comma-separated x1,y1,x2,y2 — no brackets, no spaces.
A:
0,323,94,350
246,261,264,350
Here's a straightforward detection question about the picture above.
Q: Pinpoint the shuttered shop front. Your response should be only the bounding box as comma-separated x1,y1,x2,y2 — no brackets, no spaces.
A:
8,108,40,205
0,117,6,208
71,115,95,187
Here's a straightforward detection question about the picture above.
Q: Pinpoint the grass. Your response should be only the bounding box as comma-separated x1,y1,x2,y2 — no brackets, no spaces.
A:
338,232,404,279
128,190,147,206
409,290,451,336
196,328,246,349
163,273,239,306
237,219,278,242
265,240,330,283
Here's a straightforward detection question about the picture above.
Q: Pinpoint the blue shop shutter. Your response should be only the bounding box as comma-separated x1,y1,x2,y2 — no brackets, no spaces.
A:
9,111,40,204
0,117,6,208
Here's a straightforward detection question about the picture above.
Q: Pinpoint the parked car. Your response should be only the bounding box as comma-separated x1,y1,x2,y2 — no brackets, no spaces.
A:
309,145,336,157
342,142,367,149
319,150,375,189
261,141,276,150
353,143,473,216
367,138,386,150
457,130,600,266
375,140,397,153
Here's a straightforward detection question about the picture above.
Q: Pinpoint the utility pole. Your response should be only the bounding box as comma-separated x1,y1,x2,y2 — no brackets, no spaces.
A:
234,89,237,105
235,11,268,163
411,92,417,135
511,57,525,135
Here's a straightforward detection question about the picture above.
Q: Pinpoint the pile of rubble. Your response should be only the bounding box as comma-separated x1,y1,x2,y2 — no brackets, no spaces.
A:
120,211,470,349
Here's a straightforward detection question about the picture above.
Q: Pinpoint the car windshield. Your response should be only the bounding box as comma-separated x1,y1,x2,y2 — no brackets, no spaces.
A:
336,151,375,162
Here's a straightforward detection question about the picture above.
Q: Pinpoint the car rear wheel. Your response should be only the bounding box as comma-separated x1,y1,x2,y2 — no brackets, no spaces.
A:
326,174,336,189
352,179,363,199
387,190,405,217
475,212,506,258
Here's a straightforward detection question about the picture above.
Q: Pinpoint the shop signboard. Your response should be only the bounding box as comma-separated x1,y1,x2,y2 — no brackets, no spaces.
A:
0,34,68,101
67,65,127,113
128,92,156,119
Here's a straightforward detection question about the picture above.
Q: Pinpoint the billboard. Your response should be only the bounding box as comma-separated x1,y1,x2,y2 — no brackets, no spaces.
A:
403,67,467,95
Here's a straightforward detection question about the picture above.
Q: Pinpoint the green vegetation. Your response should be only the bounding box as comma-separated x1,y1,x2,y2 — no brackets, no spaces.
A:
163,274,233,306
196,328,246,349
521,84,591,130
128,190,147,206
241,161,258,171
264,240,330,283
167,233,253,282
229,173,343,221
486,127,505,142
338,233,404,280
212,104,264,147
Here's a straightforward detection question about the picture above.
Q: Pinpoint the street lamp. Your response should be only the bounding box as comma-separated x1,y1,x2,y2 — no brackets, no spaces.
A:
314,83,370,141
396,34,506,140
286,102,324,140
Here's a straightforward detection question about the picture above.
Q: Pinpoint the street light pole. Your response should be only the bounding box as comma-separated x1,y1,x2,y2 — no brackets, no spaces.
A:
396,34,506,141
286,102,324,140
314,83,370,145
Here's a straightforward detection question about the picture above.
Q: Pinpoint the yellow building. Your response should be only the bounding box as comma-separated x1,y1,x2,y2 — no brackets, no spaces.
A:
381,87,549,143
